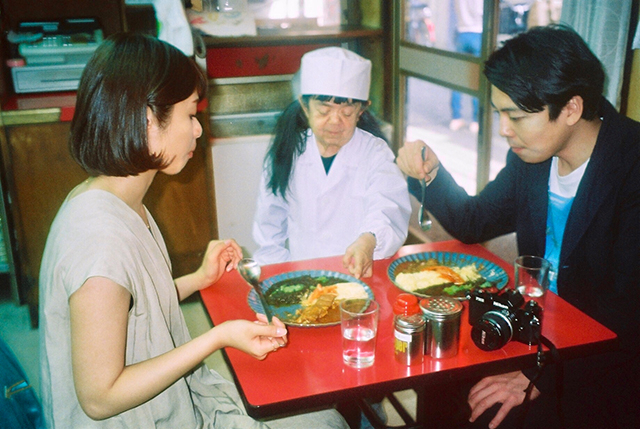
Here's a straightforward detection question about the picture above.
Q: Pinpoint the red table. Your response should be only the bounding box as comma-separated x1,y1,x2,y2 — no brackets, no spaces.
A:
199,241,617,425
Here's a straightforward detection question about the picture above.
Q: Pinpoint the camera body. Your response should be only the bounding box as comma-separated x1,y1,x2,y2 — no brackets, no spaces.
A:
468,288,543,351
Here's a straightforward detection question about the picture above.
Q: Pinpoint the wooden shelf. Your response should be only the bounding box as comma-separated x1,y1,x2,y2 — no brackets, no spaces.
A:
202,25,383,48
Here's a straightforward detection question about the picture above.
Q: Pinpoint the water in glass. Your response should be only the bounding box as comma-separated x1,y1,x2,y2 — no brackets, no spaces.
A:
342,326,376,368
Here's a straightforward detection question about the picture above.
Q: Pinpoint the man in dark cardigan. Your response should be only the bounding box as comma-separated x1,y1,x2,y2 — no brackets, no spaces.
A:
397,24,640,429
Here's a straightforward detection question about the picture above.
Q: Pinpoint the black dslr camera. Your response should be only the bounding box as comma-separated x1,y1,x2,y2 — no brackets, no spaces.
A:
468,288,543,351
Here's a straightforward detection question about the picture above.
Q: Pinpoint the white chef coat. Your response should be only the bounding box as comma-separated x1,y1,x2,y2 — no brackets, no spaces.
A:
252,127,411,264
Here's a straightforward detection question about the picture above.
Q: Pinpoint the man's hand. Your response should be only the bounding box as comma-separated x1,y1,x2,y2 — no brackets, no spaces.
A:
396,140,440,182
468,371,541,429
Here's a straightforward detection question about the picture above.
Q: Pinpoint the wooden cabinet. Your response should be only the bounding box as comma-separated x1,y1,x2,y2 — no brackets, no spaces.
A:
0,111,217,327
1,122,85,312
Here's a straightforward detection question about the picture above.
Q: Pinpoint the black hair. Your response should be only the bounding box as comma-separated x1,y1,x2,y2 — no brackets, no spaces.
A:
70,32,208,176
265,95,386,199
484,24,605,121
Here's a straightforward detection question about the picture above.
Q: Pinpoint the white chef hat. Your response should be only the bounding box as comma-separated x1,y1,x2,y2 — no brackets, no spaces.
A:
299,47,371,101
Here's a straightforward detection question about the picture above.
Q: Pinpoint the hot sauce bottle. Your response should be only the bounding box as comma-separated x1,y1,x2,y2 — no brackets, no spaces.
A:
393,293,425,365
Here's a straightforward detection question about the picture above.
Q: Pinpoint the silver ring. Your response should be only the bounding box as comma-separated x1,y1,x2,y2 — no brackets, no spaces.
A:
269,337,279,351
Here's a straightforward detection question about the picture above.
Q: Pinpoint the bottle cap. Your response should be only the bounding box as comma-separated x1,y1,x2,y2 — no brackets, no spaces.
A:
393,293,420,316
420,297,463,321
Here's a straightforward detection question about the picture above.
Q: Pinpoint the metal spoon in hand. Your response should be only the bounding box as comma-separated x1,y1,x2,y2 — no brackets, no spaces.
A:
418,145,432,231
237,258,285,347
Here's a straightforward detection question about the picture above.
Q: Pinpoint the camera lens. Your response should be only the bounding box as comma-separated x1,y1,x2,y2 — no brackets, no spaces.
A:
471,310,514,351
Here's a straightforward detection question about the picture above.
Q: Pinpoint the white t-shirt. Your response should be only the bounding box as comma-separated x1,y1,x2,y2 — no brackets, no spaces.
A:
545,156,589,293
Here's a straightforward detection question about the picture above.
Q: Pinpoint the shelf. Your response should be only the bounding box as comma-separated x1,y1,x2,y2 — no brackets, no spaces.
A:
202,25,383,48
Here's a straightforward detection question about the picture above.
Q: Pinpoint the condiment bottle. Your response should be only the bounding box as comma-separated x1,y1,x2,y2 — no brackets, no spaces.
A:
393,293,421,317
393,294,425,365
420,297,463,359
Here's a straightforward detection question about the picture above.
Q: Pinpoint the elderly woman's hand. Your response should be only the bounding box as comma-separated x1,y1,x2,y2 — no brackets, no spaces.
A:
343,233,376,279
396,140,440,182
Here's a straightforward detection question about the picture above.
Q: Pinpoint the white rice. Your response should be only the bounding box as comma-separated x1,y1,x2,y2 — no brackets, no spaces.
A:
335,282,369,300
395,264,481,291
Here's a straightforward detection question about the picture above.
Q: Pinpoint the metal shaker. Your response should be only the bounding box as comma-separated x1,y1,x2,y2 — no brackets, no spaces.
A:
420,297,463,359
393,293,425,365
394,314,426,365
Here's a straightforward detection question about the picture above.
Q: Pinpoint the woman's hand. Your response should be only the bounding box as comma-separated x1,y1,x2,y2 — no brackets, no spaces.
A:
175,239,243,300
198,239,244,285
396,140,440,182
343,232,375,279
467,370,540,429
217,315,288,360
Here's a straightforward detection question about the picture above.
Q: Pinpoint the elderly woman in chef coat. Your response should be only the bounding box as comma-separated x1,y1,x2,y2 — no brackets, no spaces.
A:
252,47,411,279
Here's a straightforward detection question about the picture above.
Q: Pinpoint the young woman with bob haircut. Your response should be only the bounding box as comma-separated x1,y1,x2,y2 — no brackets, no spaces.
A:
39,32,348,429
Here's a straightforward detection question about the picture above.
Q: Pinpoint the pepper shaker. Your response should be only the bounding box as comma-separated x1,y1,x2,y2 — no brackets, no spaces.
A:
420,297,463,359
393,294,425,365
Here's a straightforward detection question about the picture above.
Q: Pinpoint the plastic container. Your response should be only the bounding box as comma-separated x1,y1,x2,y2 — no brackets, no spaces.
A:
393,293,421,316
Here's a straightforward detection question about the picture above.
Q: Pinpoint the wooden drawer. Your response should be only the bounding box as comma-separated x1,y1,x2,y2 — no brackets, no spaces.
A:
206,43,334,78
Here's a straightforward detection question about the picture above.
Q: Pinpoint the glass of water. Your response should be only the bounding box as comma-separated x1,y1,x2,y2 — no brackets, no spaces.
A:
514,255,551,298
340,299,379,368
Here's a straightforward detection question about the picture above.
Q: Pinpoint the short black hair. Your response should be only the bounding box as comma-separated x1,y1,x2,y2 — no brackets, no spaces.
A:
484,24,605,121
70,33,208,176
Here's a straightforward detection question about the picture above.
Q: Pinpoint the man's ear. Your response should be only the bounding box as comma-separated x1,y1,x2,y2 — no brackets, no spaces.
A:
564,95,584,126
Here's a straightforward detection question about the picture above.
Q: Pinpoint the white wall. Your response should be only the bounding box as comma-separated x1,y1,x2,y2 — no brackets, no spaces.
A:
211,134,271,256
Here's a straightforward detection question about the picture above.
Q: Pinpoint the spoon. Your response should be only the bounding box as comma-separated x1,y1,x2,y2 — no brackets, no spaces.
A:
237,258,273,322
418,146,432,231
237,258,286,348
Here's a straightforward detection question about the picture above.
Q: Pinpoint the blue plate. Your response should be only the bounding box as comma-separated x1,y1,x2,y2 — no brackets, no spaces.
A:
248,270,374,327
388,252,508,299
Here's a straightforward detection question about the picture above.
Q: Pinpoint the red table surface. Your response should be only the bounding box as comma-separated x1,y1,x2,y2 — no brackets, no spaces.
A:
199,241,617,418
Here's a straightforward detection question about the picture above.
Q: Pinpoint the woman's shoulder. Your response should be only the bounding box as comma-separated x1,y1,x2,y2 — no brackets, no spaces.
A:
49,190,139,244
41,189,147,293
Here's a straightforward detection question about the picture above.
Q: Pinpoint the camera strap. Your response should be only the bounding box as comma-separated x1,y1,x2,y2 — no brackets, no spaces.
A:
520,334,565,427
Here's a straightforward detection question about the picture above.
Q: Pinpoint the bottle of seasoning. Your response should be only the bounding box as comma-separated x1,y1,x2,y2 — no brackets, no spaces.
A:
420,297,463,359
393,293,421,317
393,294,425,365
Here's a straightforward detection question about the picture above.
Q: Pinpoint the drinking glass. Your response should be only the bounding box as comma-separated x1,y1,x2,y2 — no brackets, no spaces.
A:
514,255,551,298
340,299,379,368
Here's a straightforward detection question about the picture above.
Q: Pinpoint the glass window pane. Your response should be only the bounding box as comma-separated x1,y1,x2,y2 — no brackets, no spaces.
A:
404,0,483,57
405,77,478,195
498,0,563,44
249,0,342,27
405,77,512,192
